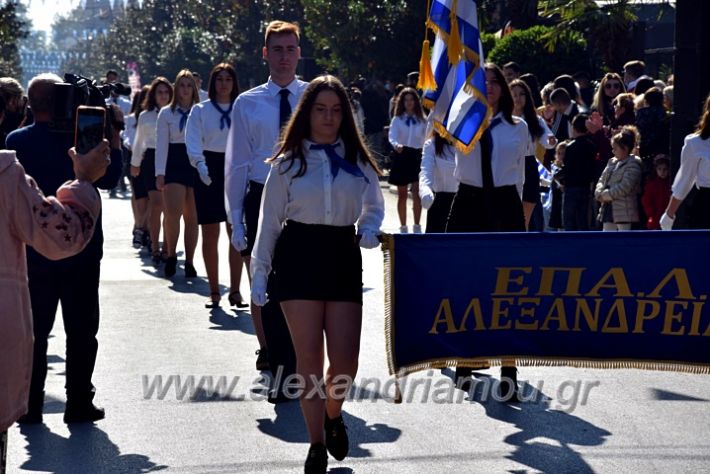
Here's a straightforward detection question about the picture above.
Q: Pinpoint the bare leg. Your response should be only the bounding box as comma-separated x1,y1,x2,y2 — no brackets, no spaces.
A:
410,182,422,226
397,185,408,226
201,223,220,299
225,223,245,300
162,183,186,257
323,301,362,418
281,300,326,444
183,187,199,264
147,189,164,253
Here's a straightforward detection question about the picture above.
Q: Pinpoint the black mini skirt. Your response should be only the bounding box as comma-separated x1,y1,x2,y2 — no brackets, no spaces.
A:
165,143,196,187
140,148,157,192
194,151,227,225
271,220,363,304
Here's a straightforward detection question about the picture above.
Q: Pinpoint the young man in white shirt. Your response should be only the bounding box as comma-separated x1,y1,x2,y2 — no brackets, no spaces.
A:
225,21,308,396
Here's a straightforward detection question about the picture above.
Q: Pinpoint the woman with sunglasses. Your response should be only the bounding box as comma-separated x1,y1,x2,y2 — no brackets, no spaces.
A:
591,73,626,126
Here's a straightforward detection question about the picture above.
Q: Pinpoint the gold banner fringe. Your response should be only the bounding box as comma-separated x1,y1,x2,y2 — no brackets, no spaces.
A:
381,233,398,378
389,356,710,378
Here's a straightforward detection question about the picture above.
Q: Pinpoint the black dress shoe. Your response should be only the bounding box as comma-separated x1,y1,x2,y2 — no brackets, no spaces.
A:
164,256,177,278
324,412,349,461
499,367,521,403
184,261,197,278
304,443,328,474
205,293,220,309
64,402,105,423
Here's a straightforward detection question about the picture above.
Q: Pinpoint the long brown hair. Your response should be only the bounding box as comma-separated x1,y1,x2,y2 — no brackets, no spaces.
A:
393,87,425,120
207,63,239,103
170,69,200,111
697,93,710,140
270,75,381,178
485,63,515,125
141,77,172,113
509,79,543,139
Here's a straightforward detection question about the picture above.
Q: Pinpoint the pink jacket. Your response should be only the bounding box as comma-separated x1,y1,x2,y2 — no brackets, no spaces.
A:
0,150,101,432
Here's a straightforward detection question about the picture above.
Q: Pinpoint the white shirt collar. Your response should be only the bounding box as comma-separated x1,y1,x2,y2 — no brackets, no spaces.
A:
267,77,300,97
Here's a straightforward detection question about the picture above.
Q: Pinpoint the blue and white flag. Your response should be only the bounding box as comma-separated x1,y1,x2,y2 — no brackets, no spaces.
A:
422,0,491,154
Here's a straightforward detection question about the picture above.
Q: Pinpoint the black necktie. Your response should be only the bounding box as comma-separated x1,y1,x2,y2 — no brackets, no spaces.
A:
480,116,503,190
279,89,291,129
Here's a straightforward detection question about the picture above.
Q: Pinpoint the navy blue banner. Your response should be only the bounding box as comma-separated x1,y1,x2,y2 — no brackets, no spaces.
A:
383,231,710,376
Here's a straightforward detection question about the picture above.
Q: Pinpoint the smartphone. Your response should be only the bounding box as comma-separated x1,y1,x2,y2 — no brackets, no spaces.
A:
74,106,106,154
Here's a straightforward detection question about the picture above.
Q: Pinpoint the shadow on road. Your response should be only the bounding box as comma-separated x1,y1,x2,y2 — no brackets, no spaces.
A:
442,369,611,474
255,403,402,460
18,423,167,473
208,307,256,335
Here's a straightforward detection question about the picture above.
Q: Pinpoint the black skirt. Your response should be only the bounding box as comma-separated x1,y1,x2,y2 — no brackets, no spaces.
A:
425,192,455,233
140,148,157,193
446,184,525,233
194,151,227,225
271,220,363,304
165,143,196,187
690,187,710,229
388,146,422,186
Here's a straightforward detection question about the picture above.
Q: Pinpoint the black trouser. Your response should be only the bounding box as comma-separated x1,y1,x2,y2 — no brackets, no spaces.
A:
263,273,297,399
27,260,101,410
425,192,455,233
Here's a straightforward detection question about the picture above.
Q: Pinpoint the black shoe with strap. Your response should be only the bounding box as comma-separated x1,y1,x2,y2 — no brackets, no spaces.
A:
304,443,328,474
255,349,269,371
164,256,177,278
184,261,197,278
324,412,349,461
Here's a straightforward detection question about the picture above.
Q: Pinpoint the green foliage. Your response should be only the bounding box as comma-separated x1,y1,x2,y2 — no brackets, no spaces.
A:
487,25,589,83
481,32,497,59
0,1,30,78
301,0,427,82
538,0,638,72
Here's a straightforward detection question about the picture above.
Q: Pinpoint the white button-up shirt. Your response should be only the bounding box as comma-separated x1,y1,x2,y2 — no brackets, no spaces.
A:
251,139,384,284
155,105,192,176
672,133,710,200
185,99,232,166
419,138,458,194
224,77,308,225
388,115,427,149
130,109,158,167
121,114,137,150
454,113,528,198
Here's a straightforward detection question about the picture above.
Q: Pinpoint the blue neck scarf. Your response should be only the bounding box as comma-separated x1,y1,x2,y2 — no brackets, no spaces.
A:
405,115,417,126
210,100,233,130
309,142,369,184
177,108,189,133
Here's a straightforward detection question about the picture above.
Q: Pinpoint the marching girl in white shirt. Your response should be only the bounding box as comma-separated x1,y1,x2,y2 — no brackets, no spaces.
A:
122,85,150,248
251,75,384,473
418,131,458,233
186,63,244,308
662,93,710,230
447,63,528,403
388,87,426,233
130,77,172,263
155,70,200,278
510,78,557,229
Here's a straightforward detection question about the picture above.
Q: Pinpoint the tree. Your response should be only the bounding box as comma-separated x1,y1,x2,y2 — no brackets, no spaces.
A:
302,0,427,82
0,0,30,78
538,0,638,72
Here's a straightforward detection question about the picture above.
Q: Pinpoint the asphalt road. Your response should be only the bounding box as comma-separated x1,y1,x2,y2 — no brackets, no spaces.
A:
6,184,710,473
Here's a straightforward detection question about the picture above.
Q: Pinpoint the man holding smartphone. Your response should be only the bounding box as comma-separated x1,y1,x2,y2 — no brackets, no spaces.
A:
5,73,123,424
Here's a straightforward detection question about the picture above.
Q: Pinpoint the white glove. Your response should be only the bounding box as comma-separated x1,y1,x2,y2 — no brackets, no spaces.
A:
231,223,248,252
660,212,674,231
196,161,212,186
358,230,380,249
251,274,268,306
420,191,435,210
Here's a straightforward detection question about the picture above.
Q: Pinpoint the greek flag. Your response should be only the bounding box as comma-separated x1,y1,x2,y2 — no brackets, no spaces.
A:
422,0,491,154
